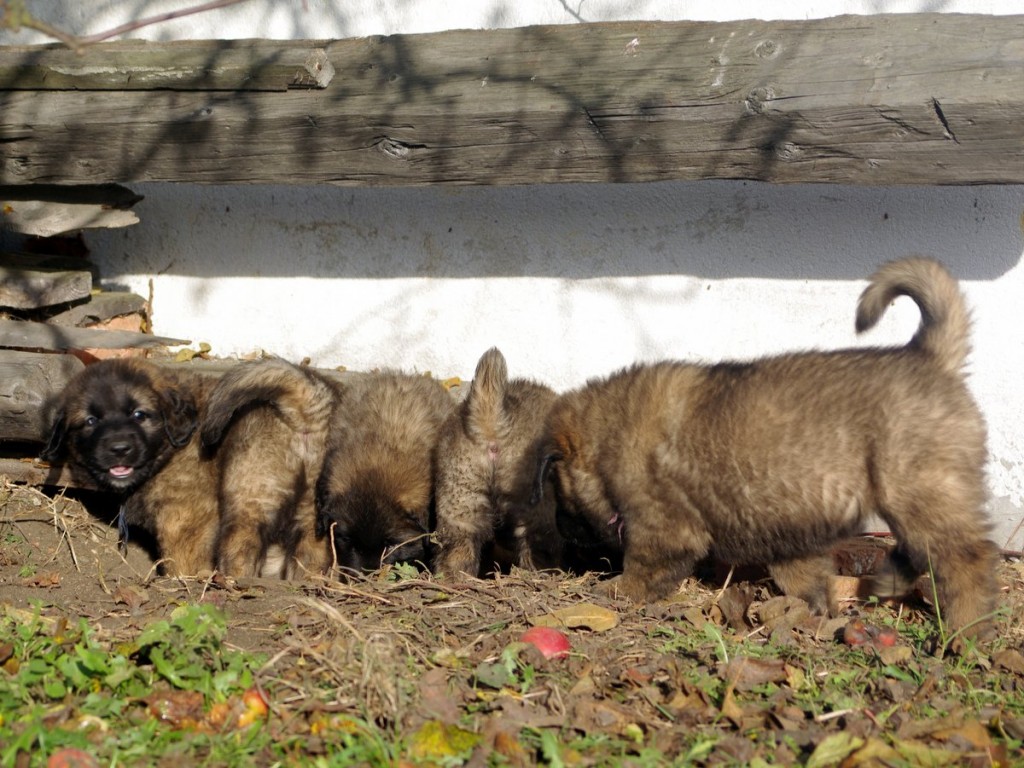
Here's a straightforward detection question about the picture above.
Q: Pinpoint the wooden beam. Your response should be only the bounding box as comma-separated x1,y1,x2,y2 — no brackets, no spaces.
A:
0,14,1022,187
0,39,335,91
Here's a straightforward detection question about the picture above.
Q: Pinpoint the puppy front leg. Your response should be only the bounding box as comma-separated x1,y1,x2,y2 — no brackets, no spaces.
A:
610,511,707,602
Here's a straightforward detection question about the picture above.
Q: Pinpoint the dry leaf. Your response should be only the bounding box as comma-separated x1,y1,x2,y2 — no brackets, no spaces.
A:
839,737,900,767
807,732,864,768
528,602,619,632
720,656,789,692
716,584,754,630
23,571,61,588
993,648,1024,675
406,720,480,761
931,718,993,750
112,584,150,613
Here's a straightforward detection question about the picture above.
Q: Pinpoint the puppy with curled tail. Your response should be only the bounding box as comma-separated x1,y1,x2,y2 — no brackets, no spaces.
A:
41,358,219,576
201,357,340,578
535,257,997,640
434,347,565,577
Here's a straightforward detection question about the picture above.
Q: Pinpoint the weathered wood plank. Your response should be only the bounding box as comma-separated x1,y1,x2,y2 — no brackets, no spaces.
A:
0,265,92,309
46,291,147,327
0,39,334,91
0,14,1022,187
1,183,142,236
0,319,188,351
0,350,84,442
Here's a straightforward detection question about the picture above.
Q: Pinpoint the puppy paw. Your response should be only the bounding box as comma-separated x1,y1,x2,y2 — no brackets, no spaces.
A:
597,573,656,603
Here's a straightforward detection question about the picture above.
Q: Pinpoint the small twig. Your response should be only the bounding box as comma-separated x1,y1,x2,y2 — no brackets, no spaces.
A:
2,0,255,52
713,565,735,604
815,708,856,723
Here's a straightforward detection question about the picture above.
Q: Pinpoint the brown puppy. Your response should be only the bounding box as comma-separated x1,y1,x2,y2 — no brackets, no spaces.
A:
41,358,219,576
316,371,455,574
535,257,997,638
200,358,339,579
434,347,565,576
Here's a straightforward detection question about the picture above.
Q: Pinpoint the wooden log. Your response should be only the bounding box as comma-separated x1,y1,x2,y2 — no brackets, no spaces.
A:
0,14,1022,187
0,39,334,91
0,457,93,490
0,350,84,442
0,319,188,351
0,265,92,309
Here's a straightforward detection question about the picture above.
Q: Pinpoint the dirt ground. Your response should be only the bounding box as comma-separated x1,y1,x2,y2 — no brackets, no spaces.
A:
2,478,1023,765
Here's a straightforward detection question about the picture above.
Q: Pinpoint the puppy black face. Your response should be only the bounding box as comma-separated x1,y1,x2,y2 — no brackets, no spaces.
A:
536,448,623,553
42,362,196,495
317,484,430,574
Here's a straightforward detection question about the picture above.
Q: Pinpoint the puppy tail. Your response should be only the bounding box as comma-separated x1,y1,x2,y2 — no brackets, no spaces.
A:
464,347,509,443
201,358,336,449
855,256,970,375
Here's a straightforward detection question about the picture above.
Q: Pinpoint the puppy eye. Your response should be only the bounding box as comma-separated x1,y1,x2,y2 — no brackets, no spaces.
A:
131,410,148,423
84,416,99,428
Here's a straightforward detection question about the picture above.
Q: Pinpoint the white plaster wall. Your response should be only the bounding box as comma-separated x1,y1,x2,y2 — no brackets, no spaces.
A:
2,2,1022,548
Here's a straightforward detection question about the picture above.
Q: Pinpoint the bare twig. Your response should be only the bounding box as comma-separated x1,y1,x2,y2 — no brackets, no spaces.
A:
1,0,255,52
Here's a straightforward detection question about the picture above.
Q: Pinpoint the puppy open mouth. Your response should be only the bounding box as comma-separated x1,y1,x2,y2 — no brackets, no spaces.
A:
108,466,135,479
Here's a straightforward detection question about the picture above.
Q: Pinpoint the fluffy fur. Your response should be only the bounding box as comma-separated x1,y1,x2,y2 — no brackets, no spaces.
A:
434,348,564,576
41,358,219,576
316,372,455,574
200,358,339,579
535,257,997,638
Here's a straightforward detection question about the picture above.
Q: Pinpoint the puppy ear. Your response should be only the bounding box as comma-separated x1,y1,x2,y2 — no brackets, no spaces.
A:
314,470,333,538
38,409,68,463
161,388,198,448
531,445,562,505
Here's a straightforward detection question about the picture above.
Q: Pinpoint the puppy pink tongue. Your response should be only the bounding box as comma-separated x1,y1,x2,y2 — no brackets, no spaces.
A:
109,466,134,478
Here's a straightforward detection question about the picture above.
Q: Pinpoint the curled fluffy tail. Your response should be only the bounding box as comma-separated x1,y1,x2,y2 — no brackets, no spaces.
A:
464,347,508,442
201,358,337,448
855,256,970,375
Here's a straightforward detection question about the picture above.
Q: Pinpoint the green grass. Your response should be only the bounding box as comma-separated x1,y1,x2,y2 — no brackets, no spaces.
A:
2,593,1022,767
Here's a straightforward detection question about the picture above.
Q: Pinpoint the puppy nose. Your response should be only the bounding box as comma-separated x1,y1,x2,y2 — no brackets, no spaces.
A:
109,441,132,458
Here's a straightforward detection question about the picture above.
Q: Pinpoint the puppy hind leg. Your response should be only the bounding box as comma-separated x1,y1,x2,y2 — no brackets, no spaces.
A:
897,532,999,641
768,553,837,616
883,482,999,640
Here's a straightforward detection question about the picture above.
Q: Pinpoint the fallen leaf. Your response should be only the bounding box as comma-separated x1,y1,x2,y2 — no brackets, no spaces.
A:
876,644,913,665
112,584,149,613
993,648,1024,675
528,602,619,631
681,605,709,630
474,660,513,690
492,730,531,768
756,595,810,632
142,690,205,729
406,720,480,761
417,667,462,723
890,738,960,765
931,718,993,750
23,571,61,588
839,737,900,767
720,656,789,692
806,732,864,768
716,584,754,630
